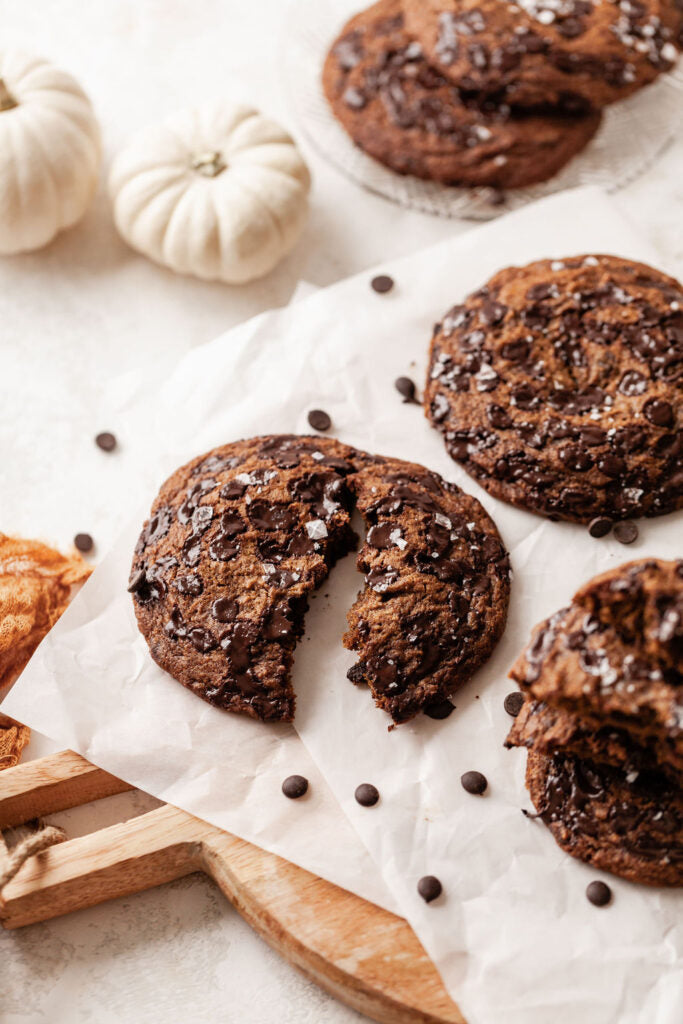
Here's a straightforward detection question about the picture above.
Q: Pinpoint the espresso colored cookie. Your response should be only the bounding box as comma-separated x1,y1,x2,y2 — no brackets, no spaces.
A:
509,559,683,779
425,255,683,523
526,749,683,886
323,0,601,189
130,435,360,723
403,0,682,109
130,435,510,724
344,456,510,722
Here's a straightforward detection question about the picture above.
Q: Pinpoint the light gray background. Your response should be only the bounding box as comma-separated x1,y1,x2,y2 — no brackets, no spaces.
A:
1,1,681,1021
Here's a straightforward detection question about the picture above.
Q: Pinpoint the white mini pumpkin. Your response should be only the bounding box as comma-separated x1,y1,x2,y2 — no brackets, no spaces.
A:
109,104,312,285
0,51,101,255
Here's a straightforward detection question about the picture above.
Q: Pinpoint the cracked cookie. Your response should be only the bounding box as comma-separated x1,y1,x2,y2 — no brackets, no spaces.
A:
130,435,510,725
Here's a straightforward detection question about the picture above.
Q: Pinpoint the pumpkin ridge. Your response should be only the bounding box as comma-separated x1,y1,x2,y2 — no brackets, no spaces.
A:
18,113,63,226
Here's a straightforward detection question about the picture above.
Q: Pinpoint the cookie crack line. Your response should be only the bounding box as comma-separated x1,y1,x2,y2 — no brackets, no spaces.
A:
129,434,510,726
425,254,683,524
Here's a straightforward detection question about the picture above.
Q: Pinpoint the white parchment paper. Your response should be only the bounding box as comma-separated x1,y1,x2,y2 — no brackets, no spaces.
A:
4,186,682,1023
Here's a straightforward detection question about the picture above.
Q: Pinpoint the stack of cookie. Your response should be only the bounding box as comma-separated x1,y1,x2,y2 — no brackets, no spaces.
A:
507,558,683,886
323,0,682,190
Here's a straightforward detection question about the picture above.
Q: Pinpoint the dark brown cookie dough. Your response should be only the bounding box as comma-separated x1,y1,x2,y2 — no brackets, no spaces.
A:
526,750,683,886
403,0,682,109
425,254,683,523
509,559,683,779
344,456,510,722
130,435,510,725
323,0,601,189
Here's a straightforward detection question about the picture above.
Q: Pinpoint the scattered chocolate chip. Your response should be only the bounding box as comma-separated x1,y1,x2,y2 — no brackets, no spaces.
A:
504,691,524,717
282,775,309,800
74,533,94,554
95,431,117,452
461,770,488,795
417,875,442,903
588,516,613,539
395,376,418,403
424,698,455,720
355,783,380,807
307,409,331,432
586,880,612,907
371,274,394,294
614,521,638,545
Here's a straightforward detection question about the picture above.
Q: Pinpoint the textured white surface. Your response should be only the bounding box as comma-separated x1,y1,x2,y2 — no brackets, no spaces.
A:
0,0,682,1022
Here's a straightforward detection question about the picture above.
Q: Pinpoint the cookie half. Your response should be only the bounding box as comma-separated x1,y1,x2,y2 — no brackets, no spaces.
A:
403,0,682,109
345,456,510,722
130,435,359,722
425,254,683,523
130,435,510,724
526,750,683,886
507,695,681,784
323,0,601,189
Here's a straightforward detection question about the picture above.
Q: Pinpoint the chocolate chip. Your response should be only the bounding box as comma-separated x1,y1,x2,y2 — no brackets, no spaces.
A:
614,521,638,545
95,431,117,452
175,574,203,596
586,880,612,907
597,455,625,478
395,376,418,403
307,409,331,432
504,691,524,717
188,627,217,653
127,569,146,593
371,275,394,294
417,875,442,903
588,516,613,538
354,783,380,807
282,775,308,800
643,399,674,427
212,597,238,623
424,698,455,720
461,770,487,795
74,533,94,553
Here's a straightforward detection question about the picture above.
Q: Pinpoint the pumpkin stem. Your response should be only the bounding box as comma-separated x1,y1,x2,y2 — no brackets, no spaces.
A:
191,151,226,178
0,78,18,112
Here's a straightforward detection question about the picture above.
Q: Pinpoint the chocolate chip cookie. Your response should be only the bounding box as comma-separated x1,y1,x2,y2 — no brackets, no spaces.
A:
323,0,601,189
402,0,682,110
130,435,510,725
425,255,683,523
509,559,683,777
526,749,683,885
345,456,510,722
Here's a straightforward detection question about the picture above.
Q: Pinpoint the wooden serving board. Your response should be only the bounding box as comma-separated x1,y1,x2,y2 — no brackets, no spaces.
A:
0,750,463,1024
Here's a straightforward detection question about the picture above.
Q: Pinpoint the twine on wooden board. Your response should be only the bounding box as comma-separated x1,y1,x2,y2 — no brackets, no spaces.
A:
0,824,67,890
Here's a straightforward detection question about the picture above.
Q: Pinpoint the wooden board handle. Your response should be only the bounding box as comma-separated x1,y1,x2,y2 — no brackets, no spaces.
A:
0,803,206,929
0,750,131,828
